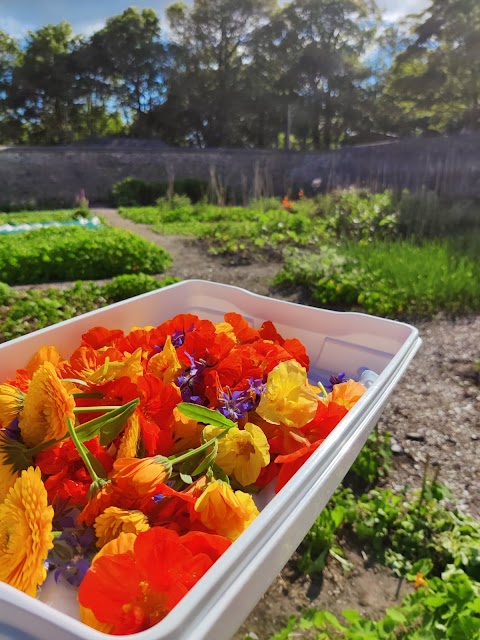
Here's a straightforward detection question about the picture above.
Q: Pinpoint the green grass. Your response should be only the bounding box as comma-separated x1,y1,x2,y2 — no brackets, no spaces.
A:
349,239,480,317
275,236,480,318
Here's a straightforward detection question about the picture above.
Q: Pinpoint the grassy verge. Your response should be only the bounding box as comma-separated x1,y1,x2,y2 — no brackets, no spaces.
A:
274,237,480,318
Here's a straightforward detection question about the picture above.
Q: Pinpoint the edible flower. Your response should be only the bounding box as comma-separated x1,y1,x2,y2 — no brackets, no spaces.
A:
78,528,230,634
0,466,54,596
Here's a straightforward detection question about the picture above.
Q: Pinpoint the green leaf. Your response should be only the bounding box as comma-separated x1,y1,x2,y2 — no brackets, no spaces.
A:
75,398,139,444
176,403,235,429
180,472,193,484
385,608,407,624
342,609,362,624
99,399,140,446
406,558,434,581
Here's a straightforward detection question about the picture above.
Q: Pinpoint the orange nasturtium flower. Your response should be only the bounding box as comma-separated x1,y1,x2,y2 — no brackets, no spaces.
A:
0,466,54,596
79,528,231,634
94,506,150,548
203,422,270,486
194,480,259,541
414,572,428,590
18,362,75,448
111,456,172,498
256,359,319,428
327,379,367,410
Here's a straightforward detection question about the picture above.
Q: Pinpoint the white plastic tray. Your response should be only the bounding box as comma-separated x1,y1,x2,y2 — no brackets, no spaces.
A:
0,280,421,640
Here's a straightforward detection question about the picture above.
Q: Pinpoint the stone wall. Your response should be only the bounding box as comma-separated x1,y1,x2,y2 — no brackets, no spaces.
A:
1,133,479,208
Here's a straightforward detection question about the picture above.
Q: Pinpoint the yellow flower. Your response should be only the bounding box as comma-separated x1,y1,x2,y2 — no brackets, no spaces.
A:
0,434,20,502
203,422,270,486
117,413,141,459
94,506,150,548
256,360,319,428
215,322,237,342
147,335,183,385
171,406,203,453
88,348,143,385
0,466,54,596
26,345,62,376
19,362,75,448
0,384,24,429
194,480,259,541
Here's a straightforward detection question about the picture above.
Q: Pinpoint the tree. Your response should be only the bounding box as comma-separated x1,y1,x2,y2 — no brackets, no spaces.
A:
8,22,81,144
0,31,19,142
160,0,277,147
89,8,165,124
387,0,480,134
272,0,379,150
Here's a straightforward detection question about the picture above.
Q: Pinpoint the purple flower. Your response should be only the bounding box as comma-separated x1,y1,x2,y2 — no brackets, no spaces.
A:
2,417,22,442
48,523,96,587
327,371,347,391
176,352,208,405
218,388,254,421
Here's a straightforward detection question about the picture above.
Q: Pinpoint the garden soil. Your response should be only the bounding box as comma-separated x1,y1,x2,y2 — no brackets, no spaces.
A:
22,209,480,639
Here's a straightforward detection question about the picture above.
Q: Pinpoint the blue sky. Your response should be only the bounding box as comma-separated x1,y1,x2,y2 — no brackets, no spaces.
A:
0,0,429,38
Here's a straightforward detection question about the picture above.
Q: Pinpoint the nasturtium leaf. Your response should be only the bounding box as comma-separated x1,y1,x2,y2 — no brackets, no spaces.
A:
177,402,235,429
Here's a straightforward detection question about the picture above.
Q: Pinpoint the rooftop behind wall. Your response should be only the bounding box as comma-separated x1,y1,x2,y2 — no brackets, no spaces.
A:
1,134,479,208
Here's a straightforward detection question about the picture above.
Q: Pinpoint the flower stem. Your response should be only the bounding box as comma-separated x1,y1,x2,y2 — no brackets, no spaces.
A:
169,428,230,466
67,417,100,483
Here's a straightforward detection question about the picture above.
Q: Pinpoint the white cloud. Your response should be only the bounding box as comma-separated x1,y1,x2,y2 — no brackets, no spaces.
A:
378,0,430,22
76,19,107,37
0,15,33,38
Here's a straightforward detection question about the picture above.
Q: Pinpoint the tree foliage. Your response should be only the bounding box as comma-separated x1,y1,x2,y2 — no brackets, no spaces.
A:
0,0,478,147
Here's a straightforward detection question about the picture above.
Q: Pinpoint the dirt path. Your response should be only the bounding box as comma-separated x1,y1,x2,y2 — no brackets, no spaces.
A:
93,208,284,297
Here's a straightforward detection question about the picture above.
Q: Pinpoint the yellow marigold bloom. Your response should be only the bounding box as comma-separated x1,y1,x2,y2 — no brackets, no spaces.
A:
215,321,237,342
194,480,259,541
0,384,24,429
203,422,270,486
117,413,141,459
0,434,20,502
88,348,143,385
112,456,172,497
256,360,319,428
328,380,367,410
0,466,54,596
94,506,150,548
18,362,75,448
26,345,62,376
147,335,183,385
